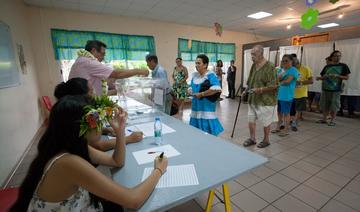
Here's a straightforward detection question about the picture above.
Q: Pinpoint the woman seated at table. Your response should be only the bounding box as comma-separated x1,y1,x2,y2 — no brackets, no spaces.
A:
11,95,168,211
54,78,143,151
189,54,224,136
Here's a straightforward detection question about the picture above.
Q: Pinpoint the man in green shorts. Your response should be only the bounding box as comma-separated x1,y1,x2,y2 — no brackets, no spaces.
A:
316,51,350,126
243,45,278,148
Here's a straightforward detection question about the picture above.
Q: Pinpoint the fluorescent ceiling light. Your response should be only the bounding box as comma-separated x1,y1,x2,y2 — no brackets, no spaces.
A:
317,23,339,28
247,11,272,19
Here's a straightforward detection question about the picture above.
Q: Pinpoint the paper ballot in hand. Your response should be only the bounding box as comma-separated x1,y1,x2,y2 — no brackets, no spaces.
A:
154,88,164,106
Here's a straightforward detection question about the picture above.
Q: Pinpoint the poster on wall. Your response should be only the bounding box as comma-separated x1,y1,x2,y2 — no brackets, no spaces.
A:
302,41,333,93
0,21,20,89
16,43,27,75
335,38,360,96
279,45,302,61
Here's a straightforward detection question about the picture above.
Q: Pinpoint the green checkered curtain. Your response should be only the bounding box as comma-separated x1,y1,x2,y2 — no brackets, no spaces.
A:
217,43,235,62
51,29,156,61
178,38,235,62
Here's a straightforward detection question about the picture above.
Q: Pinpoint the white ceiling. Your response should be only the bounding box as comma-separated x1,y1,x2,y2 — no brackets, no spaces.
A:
23,0,360,38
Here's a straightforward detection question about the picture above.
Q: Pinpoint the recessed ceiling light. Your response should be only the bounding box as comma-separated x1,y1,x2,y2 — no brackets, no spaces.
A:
286,24,292,30
338,13,344,19
247,12,272,19
317,23,339,28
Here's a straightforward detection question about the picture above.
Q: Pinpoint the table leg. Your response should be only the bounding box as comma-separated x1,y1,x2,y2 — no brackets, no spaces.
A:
205,183,232,212
222,183,231,212
205,189,215,212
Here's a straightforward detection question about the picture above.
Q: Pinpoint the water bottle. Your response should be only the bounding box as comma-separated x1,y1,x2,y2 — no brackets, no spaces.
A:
154,117,162,145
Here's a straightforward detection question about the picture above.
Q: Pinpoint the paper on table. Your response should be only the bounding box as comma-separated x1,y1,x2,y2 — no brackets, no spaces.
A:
121,98,151,109
154,88,164,106
134,122,175,137
108,122,175,139
142,164,199,188
132,144,180,165
110,96,151,112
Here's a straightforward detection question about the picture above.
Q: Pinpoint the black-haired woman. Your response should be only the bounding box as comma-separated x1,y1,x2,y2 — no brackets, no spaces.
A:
11,95,167,211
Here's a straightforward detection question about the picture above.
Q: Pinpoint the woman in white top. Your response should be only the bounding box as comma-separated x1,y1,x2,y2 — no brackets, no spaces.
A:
11,95,168,211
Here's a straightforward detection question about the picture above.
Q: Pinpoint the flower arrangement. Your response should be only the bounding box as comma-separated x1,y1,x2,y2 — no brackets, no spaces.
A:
79,95,117,136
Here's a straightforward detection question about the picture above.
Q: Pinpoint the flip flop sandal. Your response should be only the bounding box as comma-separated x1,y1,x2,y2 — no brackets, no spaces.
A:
243,138,256,147
328,121,336,126
271,129,281,133
257,141,270,148
278,131,289,137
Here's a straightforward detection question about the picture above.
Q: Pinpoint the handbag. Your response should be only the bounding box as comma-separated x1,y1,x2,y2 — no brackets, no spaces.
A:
170,101,179,116
199,79,221,102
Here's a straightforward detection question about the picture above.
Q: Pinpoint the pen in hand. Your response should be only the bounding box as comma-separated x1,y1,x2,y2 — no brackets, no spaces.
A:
159,152,164,159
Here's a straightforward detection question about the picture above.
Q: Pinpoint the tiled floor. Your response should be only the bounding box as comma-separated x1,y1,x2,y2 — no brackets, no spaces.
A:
7,97,360,212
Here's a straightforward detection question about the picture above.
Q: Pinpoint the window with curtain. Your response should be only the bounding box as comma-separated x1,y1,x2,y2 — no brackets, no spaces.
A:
51,29,156,81
178,38,235,62
178,38,236,92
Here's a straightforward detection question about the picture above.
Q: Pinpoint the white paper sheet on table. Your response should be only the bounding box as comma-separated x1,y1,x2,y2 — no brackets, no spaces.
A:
132,144,180,165
121,99,151,109
108,122,175,139
133,122,175,137
142,164,199,188
110,96,151,110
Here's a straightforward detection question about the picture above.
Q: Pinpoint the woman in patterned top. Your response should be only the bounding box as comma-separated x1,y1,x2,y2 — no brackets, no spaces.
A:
172,57,189,115
11,95,168,211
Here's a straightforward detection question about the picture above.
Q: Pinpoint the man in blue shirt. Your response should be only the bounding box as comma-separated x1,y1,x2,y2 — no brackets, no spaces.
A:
146,54,172,114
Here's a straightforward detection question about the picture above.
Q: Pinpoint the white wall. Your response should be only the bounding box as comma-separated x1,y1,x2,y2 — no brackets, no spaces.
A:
26,6,272,98
0,0,43,185
0,2,272,185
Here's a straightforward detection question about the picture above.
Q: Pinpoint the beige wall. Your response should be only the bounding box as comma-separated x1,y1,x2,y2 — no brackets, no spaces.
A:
0,0,43,185
26,6,271,97
0,2,271,185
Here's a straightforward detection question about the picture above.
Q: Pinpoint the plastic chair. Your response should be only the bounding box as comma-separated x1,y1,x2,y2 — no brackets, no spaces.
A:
41,96,53,112
0,187,19,212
